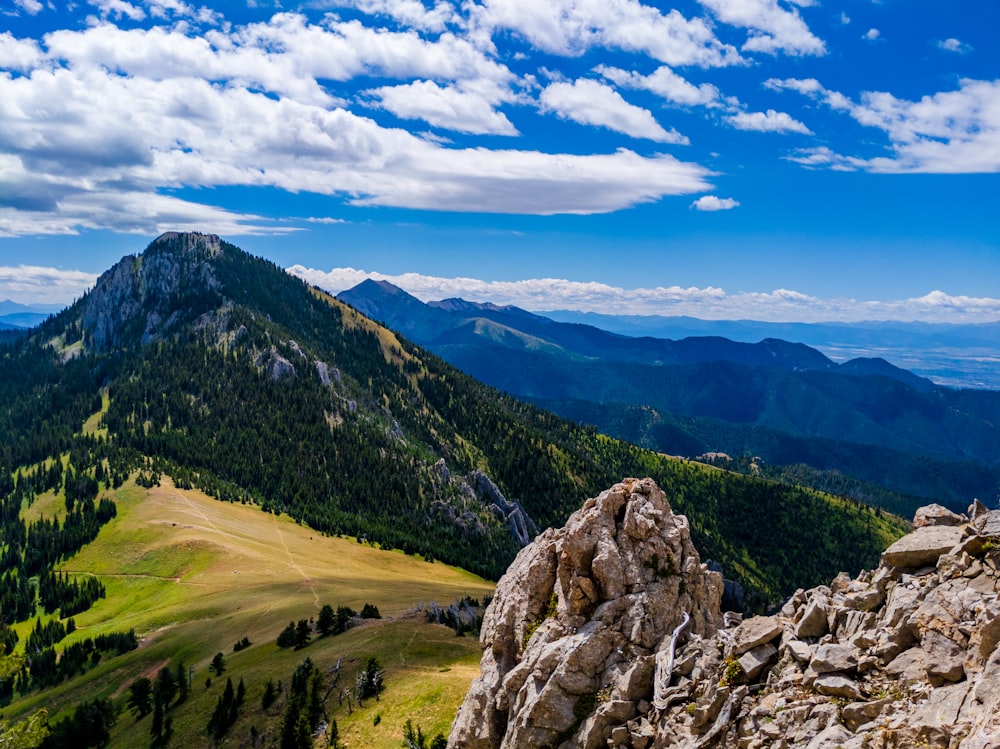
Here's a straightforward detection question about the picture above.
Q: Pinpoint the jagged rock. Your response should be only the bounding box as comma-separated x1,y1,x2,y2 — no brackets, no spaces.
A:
814,674,862,699
841,697,892,730
881,525,964,569
974,509,1000,537
968,498,988,520
810,643,858,673
451,496,1000,749
80,232,223,351
913,503,966,528
796,594,830,638
448,478,723,749
464,470,538,547
730,615,782,656
315,361,332,386
254,348,295,381
786,639,812,662
805,723,855,748
738,643,777,680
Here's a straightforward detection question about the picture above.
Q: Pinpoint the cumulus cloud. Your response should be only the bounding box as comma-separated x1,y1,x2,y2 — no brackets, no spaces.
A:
328,0,458,32
90,0,147,22
367,79,519,135
13,0,44,15
0,32,43,72
863,27,880,41
597,64,721,107
0,265,99,305
0,13,721,236
540,78,689,143
727,108,811,134
691,195,739,210
473,0,742,67
288,266,1000,323
771,77,1000,173
937,37,972,54
697,0,826,56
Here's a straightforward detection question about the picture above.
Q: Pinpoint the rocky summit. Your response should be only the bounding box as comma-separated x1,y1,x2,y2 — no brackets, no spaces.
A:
450,480,1000,748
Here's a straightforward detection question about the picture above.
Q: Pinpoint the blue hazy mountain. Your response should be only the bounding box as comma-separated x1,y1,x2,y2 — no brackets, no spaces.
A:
338,280,1000,511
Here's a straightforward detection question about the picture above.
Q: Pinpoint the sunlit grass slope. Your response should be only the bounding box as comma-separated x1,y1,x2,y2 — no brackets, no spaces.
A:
8,477,494,748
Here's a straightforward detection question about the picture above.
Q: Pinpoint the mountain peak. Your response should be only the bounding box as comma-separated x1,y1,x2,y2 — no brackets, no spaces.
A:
146,231,223,257
72,232,228,351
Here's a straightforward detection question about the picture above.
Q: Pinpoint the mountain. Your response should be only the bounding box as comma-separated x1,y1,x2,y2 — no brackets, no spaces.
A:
339,280,929,384
0,233,910,747
336,280,1000,512
1,232,907,592
0,300,59,329
542,309,1000,389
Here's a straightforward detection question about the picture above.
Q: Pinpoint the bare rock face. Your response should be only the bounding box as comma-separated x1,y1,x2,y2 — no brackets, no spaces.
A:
79,232,223,351
448,478,723,749
452,490,1000,749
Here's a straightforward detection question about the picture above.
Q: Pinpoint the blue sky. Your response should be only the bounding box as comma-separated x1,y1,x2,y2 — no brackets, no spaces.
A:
0,0,997,322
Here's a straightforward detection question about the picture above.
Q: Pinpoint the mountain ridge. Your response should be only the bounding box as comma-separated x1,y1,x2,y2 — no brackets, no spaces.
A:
335,279,1000,512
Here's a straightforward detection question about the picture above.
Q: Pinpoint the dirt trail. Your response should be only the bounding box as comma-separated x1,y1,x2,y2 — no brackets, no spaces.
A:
272,513,320,609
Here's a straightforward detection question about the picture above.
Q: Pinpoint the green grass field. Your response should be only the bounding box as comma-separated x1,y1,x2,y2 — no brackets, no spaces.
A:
7,478,494,748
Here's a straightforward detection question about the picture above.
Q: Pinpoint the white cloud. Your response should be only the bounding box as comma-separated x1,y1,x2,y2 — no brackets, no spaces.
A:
727,108,811,134
697,0,826,56
0,265,98,305
43,15,513,105
540,78,688,143
863,28,880,41
473,0,742,67
288,266,1000,323
597,64,720,107
0,14,718,235
765,76,822,96
0,32,44,72
367,79,519,135
90,0,147,21
691,195,739,211
937,37,972,54
13,0,44,15
335,0,458,32
303,216,347,224
771,77,1000,173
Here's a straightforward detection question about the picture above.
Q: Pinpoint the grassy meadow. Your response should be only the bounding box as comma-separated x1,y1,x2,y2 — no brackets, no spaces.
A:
8,477,494,748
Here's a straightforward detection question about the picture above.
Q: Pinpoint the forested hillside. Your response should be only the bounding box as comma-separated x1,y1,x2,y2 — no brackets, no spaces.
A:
337,280,1000,513
1,233,907,604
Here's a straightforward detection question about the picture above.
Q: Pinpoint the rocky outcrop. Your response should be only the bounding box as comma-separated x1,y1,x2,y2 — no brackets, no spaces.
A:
465,469,539,547
79,232,223,351
451,482,1000,749
449,478,724,748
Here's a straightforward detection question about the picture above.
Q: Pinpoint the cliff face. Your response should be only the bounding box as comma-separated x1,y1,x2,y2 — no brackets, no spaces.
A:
451,481,1000,749
79,231,223,351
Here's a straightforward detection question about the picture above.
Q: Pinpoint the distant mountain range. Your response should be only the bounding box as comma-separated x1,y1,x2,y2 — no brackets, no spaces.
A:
542,310,1000,390
338,280,1000,513
0,299,57,329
